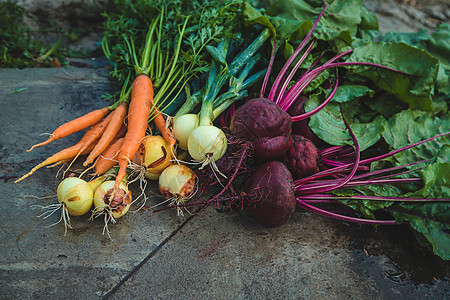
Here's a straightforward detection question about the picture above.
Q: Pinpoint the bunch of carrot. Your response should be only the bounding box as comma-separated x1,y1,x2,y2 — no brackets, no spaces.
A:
14,72,176,187
15,2,230,203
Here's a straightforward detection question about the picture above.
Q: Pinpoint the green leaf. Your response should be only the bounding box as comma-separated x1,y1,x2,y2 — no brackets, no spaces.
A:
379,23,450,97
390,201,450,260
266,0,365,42
358,6,379,32
411,163,450,200
346,41,440,110
382,110,450,166
326,85,374,103
241,1,276,37
306,88,386,150
364,91,406,119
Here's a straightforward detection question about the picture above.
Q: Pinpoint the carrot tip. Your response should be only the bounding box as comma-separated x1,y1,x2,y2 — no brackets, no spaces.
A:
26,137,54,152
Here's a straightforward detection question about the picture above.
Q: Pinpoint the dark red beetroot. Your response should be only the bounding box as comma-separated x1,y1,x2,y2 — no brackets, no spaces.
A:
230,98,292,162
286,95,324,147
283,135,319,179
245,161,295,227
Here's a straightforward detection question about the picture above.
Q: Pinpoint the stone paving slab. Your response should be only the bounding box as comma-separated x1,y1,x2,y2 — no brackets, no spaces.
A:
0,68,189,299
0,67,449,299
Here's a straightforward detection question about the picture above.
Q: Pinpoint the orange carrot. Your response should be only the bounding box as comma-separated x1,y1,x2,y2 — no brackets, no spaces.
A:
27,106,111,152
115,123,128,140
93,137,125,176
63,113,113,171
113,74,153,193
87,122,127,176
151,101,176,158
15,132,98,183
83,103,128,166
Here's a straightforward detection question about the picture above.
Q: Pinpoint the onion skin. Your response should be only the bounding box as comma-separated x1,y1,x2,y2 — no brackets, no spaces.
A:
230,98,292,162
94,180,132,219
57,177,93,216
132,135,172,179
283,135,319,179
245,161,295,227
187,125,227,162
158,164,196,200
173,114,199,150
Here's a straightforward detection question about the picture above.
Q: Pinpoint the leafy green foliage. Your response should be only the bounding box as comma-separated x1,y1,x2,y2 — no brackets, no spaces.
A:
379,23,450,96
390,182,450,260
242,0,378,54
0,1,65,68
346,42,440,111
306,87,385,151
102,0,244,85
382,110,450,166
242,0,450,260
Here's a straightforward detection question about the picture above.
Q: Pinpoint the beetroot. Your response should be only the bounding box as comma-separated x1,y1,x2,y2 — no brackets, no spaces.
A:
230,98,292,161
283,135,319,179
245,161,295,227
286,95,324,147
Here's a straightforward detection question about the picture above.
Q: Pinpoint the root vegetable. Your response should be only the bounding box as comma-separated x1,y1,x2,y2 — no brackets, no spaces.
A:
230,98,292,161
132,135,172,179
158,164,196,215
283,135,319,179
172,113,199,150
245,161,295,227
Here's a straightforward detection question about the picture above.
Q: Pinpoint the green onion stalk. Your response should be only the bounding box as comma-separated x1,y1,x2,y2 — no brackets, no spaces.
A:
175,29,270,169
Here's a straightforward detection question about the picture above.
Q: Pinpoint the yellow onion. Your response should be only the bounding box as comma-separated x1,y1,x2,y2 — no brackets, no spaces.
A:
35,177,96,235
159,164,196,200
132,135,172,180
158,164,196,215
57,177,94,216
93,180,132,219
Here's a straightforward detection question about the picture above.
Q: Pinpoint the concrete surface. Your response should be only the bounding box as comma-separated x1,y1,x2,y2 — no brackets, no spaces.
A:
1,67,449,299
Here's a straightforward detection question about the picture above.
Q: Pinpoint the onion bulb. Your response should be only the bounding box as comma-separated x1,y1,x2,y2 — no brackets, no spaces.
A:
93,180,132,219
132,135,172,180
37,177,94,234
57,177,94,216
187,125,227,165
158,164,196,215
172,114,199,150
92,180,132,236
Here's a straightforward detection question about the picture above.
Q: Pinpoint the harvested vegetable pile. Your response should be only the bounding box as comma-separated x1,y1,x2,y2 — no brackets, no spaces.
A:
15,0,450,260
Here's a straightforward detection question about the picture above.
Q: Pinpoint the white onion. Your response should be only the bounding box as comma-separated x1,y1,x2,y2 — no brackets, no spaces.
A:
36,177,95,235
187,125,227,163
172,114,199,150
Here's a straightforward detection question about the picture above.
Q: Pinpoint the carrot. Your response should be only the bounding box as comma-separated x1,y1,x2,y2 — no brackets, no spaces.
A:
114,123,128,140
151,100,176,158
63,112,113,172
93,137,125,176
27,106,111,152
83,103,128,167
113,74,153,194
15,132,99,183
